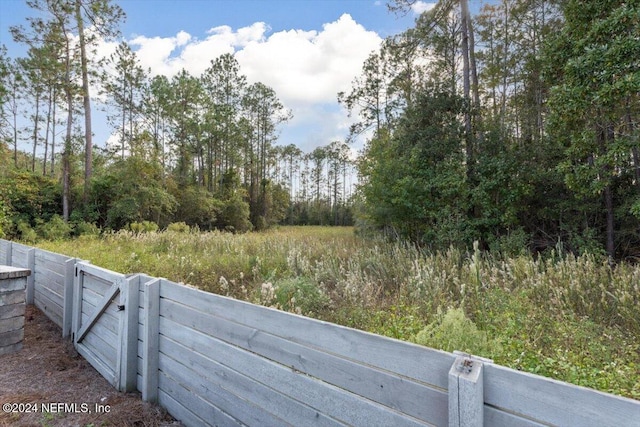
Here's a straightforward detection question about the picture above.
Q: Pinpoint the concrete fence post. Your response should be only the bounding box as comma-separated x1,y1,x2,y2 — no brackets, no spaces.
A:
142,278,161,403
25,248,35,305
4,241,12,266
449,353,491,427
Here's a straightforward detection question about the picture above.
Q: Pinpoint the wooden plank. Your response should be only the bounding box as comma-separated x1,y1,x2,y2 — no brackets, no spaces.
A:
158,389,217,427
160,355,290,427
76,280,121,343
160,334,346,427
77,262,125,286
72,263,84,343
142,278,160,402
81,328,118,370
33,282,63,308
159,316,430,427
62,258,75,338
118,274,140,392
0,240,11,265
484,363,640,427
161,280,454,389
33,290,63,327
75,339,117,387
25,248,35,304
160,297,448,425
484,406,548,427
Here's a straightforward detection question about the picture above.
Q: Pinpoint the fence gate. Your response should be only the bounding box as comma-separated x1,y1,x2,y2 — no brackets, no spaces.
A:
72,262,139,392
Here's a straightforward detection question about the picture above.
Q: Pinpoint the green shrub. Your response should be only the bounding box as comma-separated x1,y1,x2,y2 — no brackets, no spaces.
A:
17,220,38,243
74,221,101,236
36,215,72,241
413,307,501,358
167,222,190,233
273,277,330,316
128,221,159,234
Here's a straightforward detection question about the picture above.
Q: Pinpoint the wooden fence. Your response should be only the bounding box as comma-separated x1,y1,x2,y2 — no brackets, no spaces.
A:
1,239,638,426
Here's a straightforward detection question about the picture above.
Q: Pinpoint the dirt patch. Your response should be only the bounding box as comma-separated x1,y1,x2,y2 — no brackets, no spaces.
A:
0,305,181,427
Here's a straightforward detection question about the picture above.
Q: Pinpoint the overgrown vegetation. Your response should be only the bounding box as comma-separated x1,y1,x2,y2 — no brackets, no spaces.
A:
36,227,640,400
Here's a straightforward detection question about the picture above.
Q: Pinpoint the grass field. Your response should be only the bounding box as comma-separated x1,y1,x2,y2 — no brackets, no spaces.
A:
37,226,640,399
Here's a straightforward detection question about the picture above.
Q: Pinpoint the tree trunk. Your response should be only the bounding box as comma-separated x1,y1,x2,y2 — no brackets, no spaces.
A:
76,0,93,202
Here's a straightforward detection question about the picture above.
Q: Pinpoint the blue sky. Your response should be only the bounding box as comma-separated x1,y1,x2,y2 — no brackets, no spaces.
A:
0,0,436,154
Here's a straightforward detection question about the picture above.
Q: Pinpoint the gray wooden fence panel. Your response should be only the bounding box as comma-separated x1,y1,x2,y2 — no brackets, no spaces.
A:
73,262,126,389
160,280,455,390
9,242,30,268
32,249,73,328
160,319,348,427
161,296,447,425
484,363,640,427
0,240,10,265
158,280,439,427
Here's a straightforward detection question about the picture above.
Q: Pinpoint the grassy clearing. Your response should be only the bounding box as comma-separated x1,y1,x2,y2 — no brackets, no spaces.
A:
37,226,639,399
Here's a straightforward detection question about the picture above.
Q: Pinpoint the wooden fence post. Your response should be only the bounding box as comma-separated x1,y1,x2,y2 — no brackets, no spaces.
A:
62,258,76,338
449,353,488,427
3,241,11,266
118,274,141,392
25,248,35,305
142,278,161,403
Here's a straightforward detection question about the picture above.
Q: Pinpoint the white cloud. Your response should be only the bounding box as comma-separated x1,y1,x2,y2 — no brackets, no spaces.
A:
411,1,437,15
103,14,383,150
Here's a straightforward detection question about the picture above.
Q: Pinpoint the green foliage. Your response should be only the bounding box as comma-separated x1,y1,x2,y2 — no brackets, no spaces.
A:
74,221,101,237
17,220,37,243
271,277,330,316
414,307,501,357
358,88,470,246
0,171,61,229
36,214,72,240
128,221,159,234
167,222,190,233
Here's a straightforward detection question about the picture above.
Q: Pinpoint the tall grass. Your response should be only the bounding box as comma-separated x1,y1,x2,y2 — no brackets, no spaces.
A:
37,226,640,399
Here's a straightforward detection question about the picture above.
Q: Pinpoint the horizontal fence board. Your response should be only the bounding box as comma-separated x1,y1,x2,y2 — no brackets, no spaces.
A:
81,302,119,335
81,328,117,369
160,349,291,427
484,364,640,427
33,262,66,283
10,243,31,268
484,406,548,427
161,280,454,390
75,341,117,386
77,262,125,284
80,312,118,345
159,372,245,427
159,315,430,427
161,297,447,425
82,274,114,299
158,388,219,427
160,332,346,427
33,290,63,327
34,281,63,308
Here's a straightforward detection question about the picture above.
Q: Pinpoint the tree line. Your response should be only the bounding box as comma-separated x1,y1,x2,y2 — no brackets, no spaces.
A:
345,0,639,259
0,0,355,240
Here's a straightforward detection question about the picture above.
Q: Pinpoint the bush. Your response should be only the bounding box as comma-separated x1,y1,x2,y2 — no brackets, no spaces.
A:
129,221,159,234
272,277,330,316
413,307,501,357
36,215,72,241
17,220,38,243
167,222,190,233
74,221,101,236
